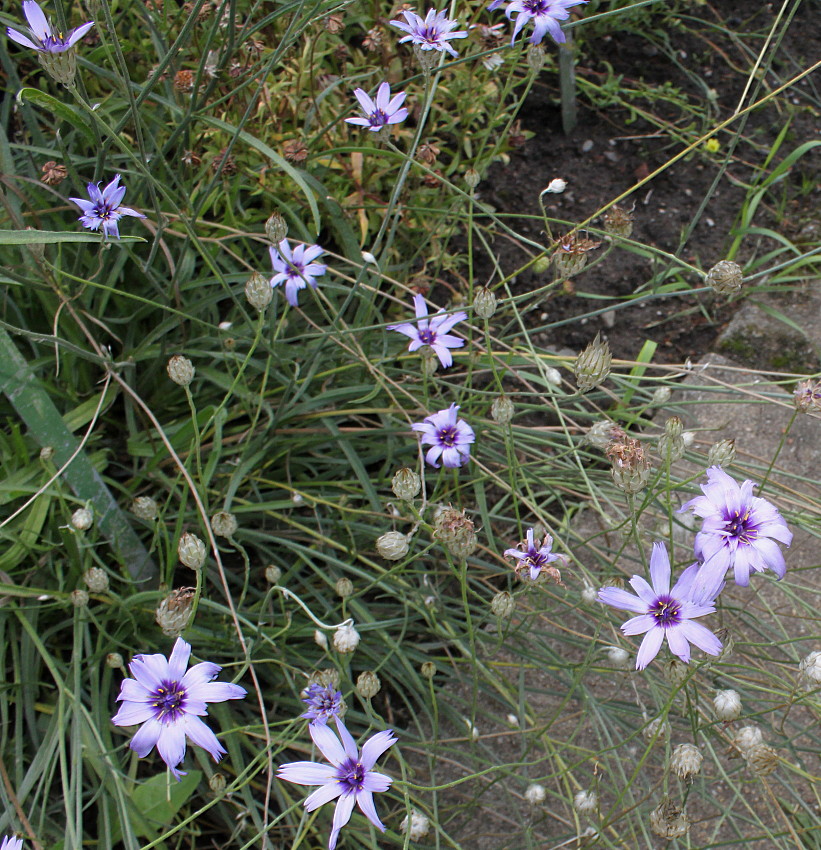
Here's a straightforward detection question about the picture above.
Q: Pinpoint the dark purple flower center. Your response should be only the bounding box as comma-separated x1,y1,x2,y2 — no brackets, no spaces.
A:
93,201,118,221
650,595,681,628
522,0,550,14
152,680,186,722
368,110,389,128
418,328,436,345
420,26,440,42
724,510,756,544
523,548,550,569
285,260,305,279
437,425,458,447
336,758,366,793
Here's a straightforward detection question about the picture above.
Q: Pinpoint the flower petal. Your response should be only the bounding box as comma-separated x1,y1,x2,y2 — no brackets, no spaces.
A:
635,627,665,670
360,729,397,770
328,792,356,850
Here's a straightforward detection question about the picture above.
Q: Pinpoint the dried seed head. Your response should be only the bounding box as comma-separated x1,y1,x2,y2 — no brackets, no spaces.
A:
707,259,743,295
212,148,237,175
473,286,497,319
555,233,601,279
167,355,195,386
309,668,341,690
40,446,55,462
491,590,515,619
649,797,689,839
106,652,124,669
525,783,546,805
71,507,93,531
574,332,612,392
465,168,481,189
211,510,238,538
607,436,652,493
131,496,159,521
527,45,545,73
83,567,109,593
432,506,477,560
662,658,689,687
283,139,308,163
400,809,431,841
178,532,207,571
335,577,354,598
643,716,670,743
41,161,68,185
209,772,227,794
416,143,440,165
793,379,821,414
71,589,89,608
376,531,410,561
265,564,282,584
670,743,703,780
392,468,421,501
733,725,763,754
420,661,436,679
585,420,623,450
323,12,344,33
603,205,634,239
581,584,598,604
746,743,779,776
245,270,273,311
355,671,381,699
174,69,194,91
265,212,288,244
362,25,383,51
713,689,742,721
799,650,821,686
333,622,360,654
155,587,195,637
574,790,598,814
490,395,515,425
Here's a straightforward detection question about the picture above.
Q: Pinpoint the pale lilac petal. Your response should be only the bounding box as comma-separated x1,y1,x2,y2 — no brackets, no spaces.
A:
188,681,247,703
628,575,657,606
304,780,345,811
597,586,645,613
128,654,167,691
328,793,355,850
167,638,192,681
334,718,359,761
621,613,656,636
360,770,392,793
353,88,376,113
360,729,397,770
6,28,39,48
387,321,418,339
678,620,723,657
116,678,151,703
64,21,94,46
413,294,428,319
665,626,691,664
355,789,386,831
635,628,665,670
278,762,337,786
22,0,49,40
431,344,453,368
309,721,348,766
156,722,187,774
424,444,444,467
111,702,156,726
648,542,670,594
129,718,162,757
183,714,225,761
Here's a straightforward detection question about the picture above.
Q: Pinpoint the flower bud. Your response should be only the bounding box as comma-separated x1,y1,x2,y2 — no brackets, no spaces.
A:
71,589,89,608
707,259,743,295
40,446,55,462
491,395,514,425
463,716,479,741
155,587,195,638
605,645,630,668
400,809,431,841
432,506,477,559
714,689,742,721
473,286,497,319
662,658,688,687
245,270,273,311
356,671,381,699
652,386,671,405
308,668,341,690
708,439,736,470
650,797,689,839
83,567,109,593
333,623,360,654
335,577,354,598
574,333,611,392
545,177,567,194
209,772,227,794
574,790,597,814
131,496,159,521
745,743,778,776
491,590,515,619
211,510,238,538
167,355,195,386
532,255,551,275
314,629,329,650
420,346,438,376
545,366,562,388
38,49,78,87
585,420,621,450
464,168,480,189
581,584,598,604
603,205,634,239
420,661,436,679
106,652,124,669
525,783,546,805
178,532,207,570
799,650,821,686
392,468,421,501
376,531,410,561
671,743,702,780
658,416,686,463
265,564,282,584
71,507,93,531
733,725,763,753
265,212,288,244
643,716,670,743
527,45,545,73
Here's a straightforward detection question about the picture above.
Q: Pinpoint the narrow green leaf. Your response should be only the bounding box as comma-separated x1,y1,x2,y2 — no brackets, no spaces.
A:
15,88,97,147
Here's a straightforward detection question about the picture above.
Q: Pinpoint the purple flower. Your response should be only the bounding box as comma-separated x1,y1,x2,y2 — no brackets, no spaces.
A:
277,719,397,850
388,294,467,368
112,637,247,780
504,528,560,580
389,8,468,58
597,542,723,670
6,0,93,53
345,82,408,132
412,403,475,468
69,174,145,240
301,683,343,725
0,837,23,850
679,465,793,590
501,0,588,46
269,239,327,307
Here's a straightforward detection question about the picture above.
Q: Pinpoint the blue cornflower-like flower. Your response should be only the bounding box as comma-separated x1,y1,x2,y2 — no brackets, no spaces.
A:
0,836,23,850
412,403,475,468
6,0,93,53
278,718,397,850
269,239,327,307
345,82,408,132
504,528,560,580
597,542,724,670
388,293,467,369
389,8,468,58
679,465,793,591
69,174,145,240
112,637,247,780
301,683,343,725
493,0,588,46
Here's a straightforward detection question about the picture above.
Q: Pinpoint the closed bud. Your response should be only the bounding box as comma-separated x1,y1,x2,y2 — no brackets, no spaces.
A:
491,395,515,425
376,531,410,561
473,286,497,319
155,587,195,638
245,271,273,311
265,564,282,584
733,725,763,753
652,386,671,405
606,645,630,668
745,743,778,776
585,420,621,450
83,567,109,593
400,809,431,841
574,790,597,814
178,532,207,570
643,716,670,743
432,506,477,560
71,589,89,608
40,446,55,462
356,671,381,698
650,797,689,839
333,623,360,654
131,496,159,521
545,366,562,387
525,783,546,805
167,355,195,386
706,439,736,468
209,772,227,794
392,468,421,501
714,689,742,721
603,205,634,239
335,577,354,598
662,658,688,687
574,333,611,392
532,255,551,275
420,661,436,679
71,507,93,531
799,650,821,686
106,652,124,669
671,743,702,780
265,212,288,244
211,510,238,538
314,629,329,650
491,590,515,619
581,584,598,604
658,417,686,463
465,168,480,189
527,45,545,73
707,259,743,295
420,346,438,376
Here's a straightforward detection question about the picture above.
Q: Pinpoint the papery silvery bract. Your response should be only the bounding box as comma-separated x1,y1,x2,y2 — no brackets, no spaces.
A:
501,0,588,46
411,403,475,468
504,528,560,580
0,837,23,850
388,294,467,368
69,174,145,240
679,465,793,590
345,82,408,131
269,239,327,306
112,637,247,780
277,719,397,850
301,683,343,724
389,8,468,58
597,542,723,670
6,0,93,52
